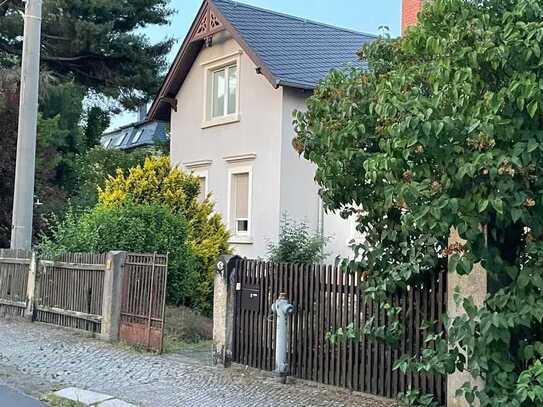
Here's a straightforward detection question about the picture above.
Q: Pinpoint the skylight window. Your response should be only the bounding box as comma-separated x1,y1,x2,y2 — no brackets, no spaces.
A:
132,129,145,144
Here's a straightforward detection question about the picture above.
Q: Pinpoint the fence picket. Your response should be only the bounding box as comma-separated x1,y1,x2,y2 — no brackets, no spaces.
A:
231,260,447,405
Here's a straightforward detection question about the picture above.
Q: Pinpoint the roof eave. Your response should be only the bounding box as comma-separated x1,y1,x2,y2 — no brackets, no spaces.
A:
148,0,281,122
276,79,316,90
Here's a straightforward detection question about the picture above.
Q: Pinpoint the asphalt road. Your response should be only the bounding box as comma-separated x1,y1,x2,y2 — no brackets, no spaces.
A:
0,385,45,407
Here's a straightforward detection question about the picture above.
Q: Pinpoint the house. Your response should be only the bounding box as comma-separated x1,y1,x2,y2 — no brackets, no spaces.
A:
101,106,169,151
148,0,376,260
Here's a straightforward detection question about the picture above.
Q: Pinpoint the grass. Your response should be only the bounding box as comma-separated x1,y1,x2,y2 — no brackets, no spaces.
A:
163,336,213,354
164,305,213,344
41,394,86,407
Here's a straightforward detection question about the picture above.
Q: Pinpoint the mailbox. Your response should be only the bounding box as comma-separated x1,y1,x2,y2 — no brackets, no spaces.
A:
240,283,260,312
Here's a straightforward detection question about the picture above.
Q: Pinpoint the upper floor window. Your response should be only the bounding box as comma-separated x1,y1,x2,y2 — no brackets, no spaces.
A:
201,51,242,128
211,64,237,119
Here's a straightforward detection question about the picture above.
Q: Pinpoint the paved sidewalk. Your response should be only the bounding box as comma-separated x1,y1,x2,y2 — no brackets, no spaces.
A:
0,319,398,407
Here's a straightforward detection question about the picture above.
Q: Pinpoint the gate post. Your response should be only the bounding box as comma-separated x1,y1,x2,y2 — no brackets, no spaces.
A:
447,227,487,407
213,255,240,367
24,251,38,321
100,251,126,342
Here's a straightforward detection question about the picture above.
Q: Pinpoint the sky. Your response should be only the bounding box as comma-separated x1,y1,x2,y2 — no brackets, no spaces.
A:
110,0,401,129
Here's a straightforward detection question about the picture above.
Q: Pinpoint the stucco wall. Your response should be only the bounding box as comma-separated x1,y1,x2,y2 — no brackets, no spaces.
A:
170,31,354,261
170,32,283,258
280,88,354,262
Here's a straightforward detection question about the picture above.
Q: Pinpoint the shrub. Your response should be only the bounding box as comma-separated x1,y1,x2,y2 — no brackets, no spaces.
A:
71,146,156,209
98,156,230,314
267,214,329,264
40,202,198,305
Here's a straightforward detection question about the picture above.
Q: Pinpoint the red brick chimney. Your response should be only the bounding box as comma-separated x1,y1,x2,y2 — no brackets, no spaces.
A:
402,0,423,34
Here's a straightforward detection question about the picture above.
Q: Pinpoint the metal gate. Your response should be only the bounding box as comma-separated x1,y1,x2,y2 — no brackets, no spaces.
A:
232,259,448,405
119,253,168,353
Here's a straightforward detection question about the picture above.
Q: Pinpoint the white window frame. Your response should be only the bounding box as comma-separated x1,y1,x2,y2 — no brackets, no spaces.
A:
201,51,242,129
227,164,253,243
192,168,209,203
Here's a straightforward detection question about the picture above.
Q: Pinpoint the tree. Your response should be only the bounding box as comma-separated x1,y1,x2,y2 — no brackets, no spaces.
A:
0,0,174,108
0,70,67,246
293,0,543,405
71,146,156,209
99,156,230,314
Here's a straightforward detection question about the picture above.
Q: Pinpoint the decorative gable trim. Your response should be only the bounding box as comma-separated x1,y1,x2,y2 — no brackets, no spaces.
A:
192,5,225,42
148,0,279,122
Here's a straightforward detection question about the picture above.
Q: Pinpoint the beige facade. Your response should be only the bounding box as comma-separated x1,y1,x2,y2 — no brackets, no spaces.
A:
170,32,354,260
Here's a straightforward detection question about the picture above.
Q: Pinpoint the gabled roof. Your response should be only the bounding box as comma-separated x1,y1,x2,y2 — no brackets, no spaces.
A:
148,0,376,121
101,120,169,151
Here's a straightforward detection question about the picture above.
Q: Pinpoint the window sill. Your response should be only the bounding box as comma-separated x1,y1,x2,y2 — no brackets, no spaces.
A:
229,235,253,245
201,113,240,129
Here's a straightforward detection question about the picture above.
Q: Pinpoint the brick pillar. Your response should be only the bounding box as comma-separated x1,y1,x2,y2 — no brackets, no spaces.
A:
213,255,240,367
402,0,423,34
447,227,486,407
100,251,126,342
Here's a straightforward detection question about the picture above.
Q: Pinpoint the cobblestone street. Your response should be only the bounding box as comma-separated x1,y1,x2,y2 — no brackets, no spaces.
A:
0,319,398,406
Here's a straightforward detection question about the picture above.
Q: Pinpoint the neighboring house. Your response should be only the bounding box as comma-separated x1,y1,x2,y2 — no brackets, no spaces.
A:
101,107,169,151
148,0,375,260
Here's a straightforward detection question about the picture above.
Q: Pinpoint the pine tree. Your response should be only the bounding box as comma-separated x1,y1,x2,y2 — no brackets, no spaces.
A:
0,0,174,108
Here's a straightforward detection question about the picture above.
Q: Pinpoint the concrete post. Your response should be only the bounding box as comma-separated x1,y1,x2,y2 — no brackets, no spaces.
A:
447,227,487,407
100,251,126,341
213,255,240,367
271,293,295,383
10,0,43,250
24,251,38,321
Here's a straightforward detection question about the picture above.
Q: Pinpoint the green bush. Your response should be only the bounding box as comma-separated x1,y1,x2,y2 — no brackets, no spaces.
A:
71,146,156,209
98,156,230,315
267,214,329,264
40,202,198,305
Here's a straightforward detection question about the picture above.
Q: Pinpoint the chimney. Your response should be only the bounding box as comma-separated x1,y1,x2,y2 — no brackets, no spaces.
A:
402,0,423,34
138,104,148,122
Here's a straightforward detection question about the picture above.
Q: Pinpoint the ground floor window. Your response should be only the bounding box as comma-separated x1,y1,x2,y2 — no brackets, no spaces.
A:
197,176,207,203
229,170,251,235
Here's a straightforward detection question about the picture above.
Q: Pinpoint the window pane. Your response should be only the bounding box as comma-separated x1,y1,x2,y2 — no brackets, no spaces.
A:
227,66,237,115
237,219,248,233
234,173,249,219
212,69,225,118
132,129,144,143
198,177,206,203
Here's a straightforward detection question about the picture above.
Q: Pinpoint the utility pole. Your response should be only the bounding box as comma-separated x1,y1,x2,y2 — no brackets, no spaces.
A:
10,0,43,250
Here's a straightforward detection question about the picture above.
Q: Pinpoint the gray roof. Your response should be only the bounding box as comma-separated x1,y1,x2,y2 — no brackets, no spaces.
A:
213,0,375,89
148,0,376,121
101,121,168,151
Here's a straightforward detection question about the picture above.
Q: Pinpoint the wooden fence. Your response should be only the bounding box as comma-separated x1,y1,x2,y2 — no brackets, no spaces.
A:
0,249,32,318
35,253,107,333
232,259,448,405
